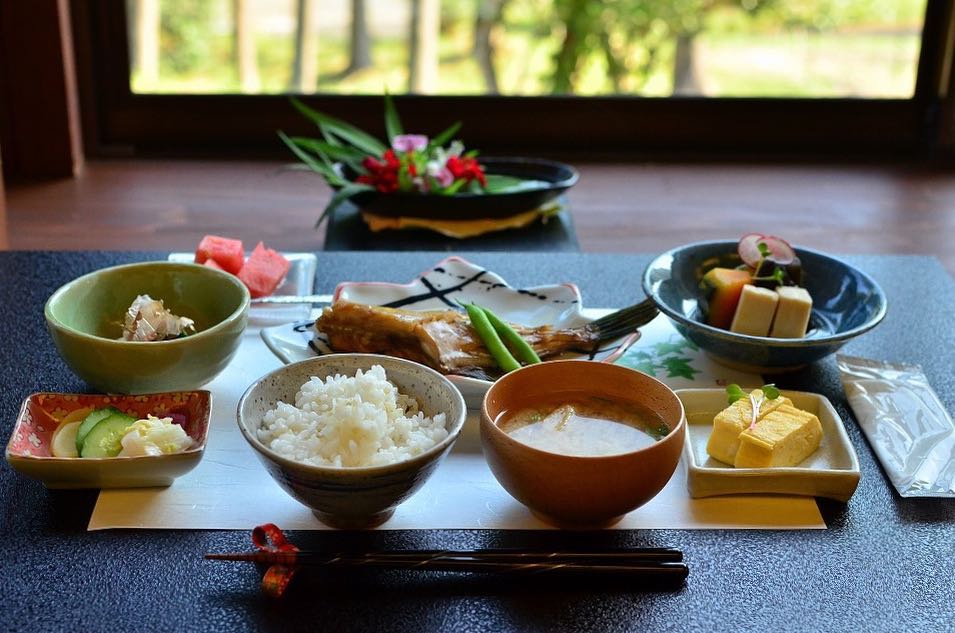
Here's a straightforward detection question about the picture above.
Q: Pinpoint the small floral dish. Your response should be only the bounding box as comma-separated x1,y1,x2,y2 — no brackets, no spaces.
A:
261,256,641,408
643,240,887,373
5,391,210,489
677,388,860,502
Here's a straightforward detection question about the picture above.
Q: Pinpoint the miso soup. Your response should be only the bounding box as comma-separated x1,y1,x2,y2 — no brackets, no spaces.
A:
496,393,671,457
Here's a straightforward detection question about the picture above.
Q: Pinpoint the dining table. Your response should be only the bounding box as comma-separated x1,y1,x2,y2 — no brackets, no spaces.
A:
1,249,953,632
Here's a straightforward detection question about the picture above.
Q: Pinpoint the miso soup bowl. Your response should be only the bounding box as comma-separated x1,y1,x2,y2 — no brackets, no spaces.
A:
481,360,686,529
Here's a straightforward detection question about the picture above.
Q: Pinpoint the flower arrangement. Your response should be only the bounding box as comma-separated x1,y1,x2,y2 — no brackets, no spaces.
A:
279,96,540,227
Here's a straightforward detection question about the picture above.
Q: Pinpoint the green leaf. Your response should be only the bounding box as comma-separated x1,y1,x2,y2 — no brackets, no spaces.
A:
617,356,657,376
278,163,318,173
761,384,780,400
291,137,347,179
632,361,658,376
397,166,413,191
292,137,368,161
483,175,552,194
278,131,345,186
315,182,374,229
662,357,699,380
726,383,746,404
758,241,771,257
441,178,468,195
290,97,386,156
383,92,403,143
429,121,462,149
653,341,686,356
291,137,368,174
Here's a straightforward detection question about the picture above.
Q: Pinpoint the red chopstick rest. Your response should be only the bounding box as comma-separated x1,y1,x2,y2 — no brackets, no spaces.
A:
251,523,300,598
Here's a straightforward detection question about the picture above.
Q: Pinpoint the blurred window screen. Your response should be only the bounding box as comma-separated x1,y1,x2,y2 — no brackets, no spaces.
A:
127,0,927,98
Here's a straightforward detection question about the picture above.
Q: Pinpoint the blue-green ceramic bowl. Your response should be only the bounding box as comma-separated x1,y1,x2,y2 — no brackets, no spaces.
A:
642,241,887,373
45,261,250,393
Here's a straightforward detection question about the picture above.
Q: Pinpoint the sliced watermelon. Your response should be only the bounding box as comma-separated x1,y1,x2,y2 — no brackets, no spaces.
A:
203,258,225,271
237,242,291,298
195,235,244,275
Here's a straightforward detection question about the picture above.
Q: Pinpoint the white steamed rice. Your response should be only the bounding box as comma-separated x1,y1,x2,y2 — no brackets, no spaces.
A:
257,365,448,467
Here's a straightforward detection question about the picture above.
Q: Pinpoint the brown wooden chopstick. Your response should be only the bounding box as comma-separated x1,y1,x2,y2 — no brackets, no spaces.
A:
205,548,687,580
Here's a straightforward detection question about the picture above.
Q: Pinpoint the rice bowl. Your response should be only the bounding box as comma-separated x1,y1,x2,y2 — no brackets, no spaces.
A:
257,365,449,468
236,354,467,528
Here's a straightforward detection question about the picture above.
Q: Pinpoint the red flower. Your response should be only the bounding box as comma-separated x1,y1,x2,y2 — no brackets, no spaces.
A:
445,156,487,187
356,149,484,194
357,149,401,193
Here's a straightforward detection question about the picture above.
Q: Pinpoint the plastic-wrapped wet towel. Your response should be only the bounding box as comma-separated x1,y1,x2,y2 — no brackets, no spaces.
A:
838,355,955,497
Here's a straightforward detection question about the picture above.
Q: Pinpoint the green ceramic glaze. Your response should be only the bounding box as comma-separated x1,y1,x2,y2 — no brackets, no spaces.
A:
45,261,250,394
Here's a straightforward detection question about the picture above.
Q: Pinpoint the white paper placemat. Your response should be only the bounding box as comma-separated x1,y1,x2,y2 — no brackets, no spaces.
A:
89,315,825,531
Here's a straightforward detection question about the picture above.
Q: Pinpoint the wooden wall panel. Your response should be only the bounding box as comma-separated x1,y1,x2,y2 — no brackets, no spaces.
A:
0,0,83,180
0,148,7,249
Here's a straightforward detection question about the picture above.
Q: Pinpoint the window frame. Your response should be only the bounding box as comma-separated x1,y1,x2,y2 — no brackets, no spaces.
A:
72,0,954,159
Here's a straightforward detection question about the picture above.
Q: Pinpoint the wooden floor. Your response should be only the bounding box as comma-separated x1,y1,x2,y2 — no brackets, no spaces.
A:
4,160,955,276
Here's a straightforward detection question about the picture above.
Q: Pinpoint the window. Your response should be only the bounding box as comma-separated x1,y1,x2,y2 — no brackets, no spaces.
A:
73,0,952,156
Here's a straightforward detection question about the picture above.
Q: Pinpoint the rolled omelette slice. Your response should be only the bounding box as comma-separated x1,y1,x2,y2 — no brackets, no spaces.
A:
734,404,823,468
706,391,792,466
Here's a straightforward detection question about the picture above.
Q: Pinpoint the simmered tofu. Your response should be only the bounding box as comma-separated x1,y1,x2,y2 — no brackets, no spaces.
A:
730,285,779,337
770,286,813,338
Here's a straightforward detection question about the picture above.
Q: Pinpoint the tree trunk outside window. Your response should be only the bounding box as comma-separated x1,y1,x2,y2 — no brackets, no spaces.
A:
474,0,505,94
343,0,372,76
290,0,319,92
234,0,260,93
409,0,440,94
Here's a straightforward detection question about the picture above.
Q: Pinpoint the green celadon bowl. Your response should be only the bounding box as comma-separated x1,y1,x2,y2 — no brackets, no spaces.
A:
45,261,250,394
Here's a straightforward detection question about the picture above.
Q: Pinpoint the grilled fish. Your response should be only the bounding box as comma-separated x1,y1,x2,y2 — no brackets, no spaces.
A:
315,301,600,379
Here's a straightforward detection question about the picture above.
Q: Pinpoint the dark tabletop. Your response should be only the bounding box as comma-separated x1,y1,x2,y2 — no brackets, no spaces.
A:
1,251,953,633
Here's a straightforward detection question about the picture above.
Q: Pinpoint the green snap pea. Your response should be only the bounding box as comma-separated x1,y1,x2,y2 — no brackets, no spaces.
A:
464,303,521,373
480,305,541,365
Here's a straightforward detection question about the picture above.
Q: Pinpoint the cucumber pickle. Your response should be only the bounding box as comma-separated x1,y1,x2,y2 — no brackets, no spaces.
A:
78,413,137,458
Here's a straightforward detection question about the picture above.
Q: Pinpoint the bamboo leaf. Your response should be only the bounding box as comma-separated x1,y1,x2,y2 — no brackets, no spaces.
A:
442,179,468,195
483,174,551,194
291,137,368,161
293,137,341,177
383,92,403,143
290,97,386,156
278,131,346,186
315,183,374,228
291,137,369,174
290,98,341,146
429,121,462,149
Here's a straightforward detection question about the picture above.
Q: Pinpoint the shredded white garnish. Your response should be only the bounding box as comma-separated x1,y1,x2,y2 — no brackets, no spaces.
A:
121,294,195,342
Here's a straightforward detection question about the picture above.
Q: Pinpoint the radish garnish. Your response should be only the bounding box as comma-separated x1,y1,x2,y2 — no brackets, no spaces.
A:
758,235,796,265
737,233,765,267
738,233,796,267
